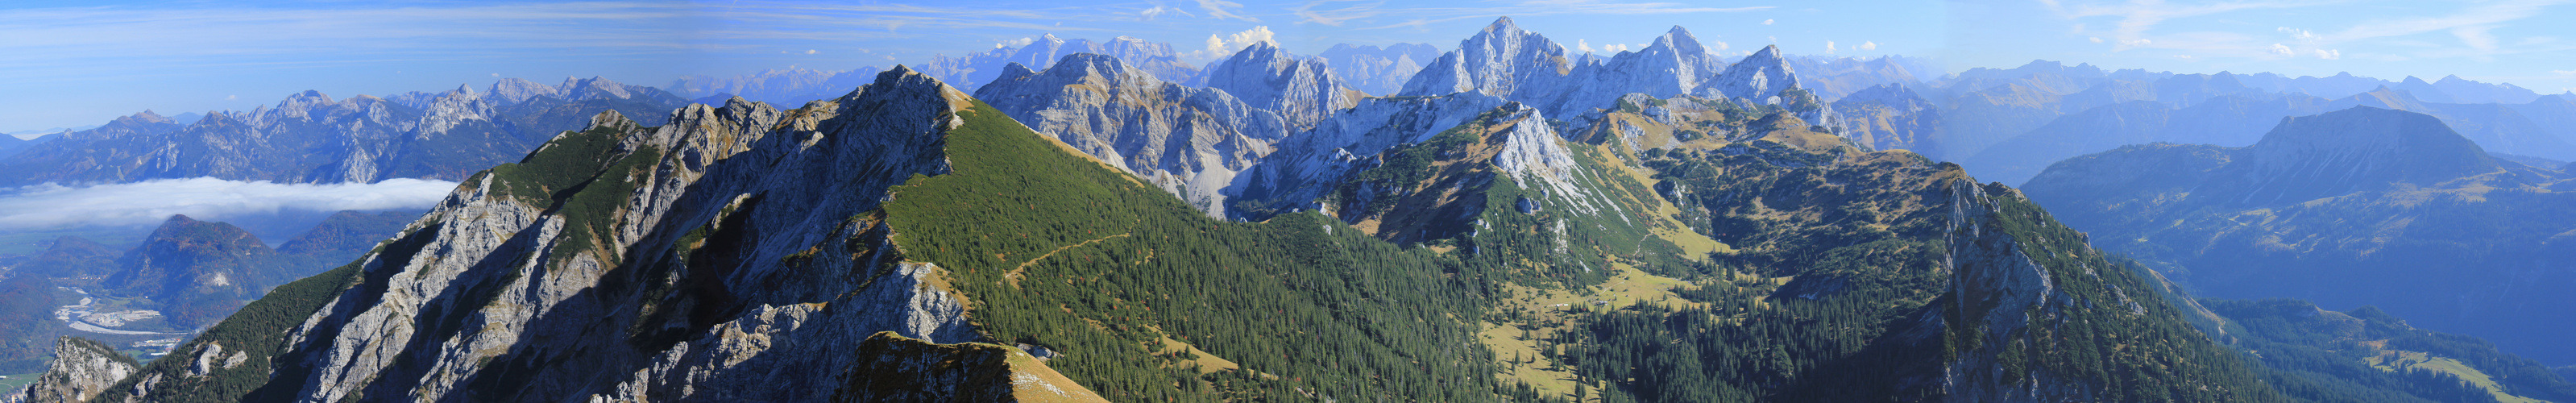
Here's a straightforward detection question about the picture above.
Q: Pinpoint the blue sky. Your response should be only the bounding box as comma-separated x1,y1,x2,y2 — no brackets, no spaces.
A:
4,0,2573,134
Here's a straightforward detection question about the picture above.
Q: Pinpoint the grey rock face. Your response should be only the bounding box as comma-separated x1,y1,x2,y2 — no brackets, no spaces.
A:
100,66,994,402
1701,45,1798,104
1225,93,1509,219
1199,42,1363,132
5,337,136,403
977,53,1291,217
1553,27,1728,113
1935,181,2092,402
1316,43,1441,96
1398,17,1574,100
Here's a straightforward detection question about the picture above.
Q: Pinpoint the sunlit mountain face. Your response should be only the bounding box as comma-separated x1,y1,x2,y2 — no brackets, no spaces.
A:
4,2,2574,401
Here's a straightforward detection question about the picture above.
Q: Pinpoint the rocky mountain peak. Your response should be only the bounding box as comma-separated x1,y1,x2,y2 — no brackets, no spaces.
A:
488,77,562,104
1397,16,1572,98
1657,26,1711,56
561,76,643,100
1701,44,1799,103
1203,41,1359,131
1483,15,1521,33
4,337,136,403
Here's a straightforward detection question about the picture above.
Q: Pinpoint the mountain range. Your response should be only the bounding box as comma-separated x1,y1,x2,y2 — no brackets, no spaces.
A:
2022,106,2576,366
0,77,688,187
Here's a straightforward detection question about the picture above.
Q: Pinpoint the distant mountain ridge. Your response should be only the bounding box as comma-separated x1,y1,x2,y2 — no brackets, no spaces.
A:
2022,106,2576,365
0,77,691,186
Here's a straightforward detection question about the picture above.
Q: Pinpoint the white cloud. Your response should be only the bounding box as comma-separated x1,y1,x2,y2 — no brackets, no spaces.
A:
2314,48,2340,59
2278,27,2319,41
224,94,236,100
1578,39,1595,53
0,177,458,231
998,36,1035,49
1142,5,1193,20
1857,41,1877,50
2269,43,2295,56
2062,0,2306,51
804,49,817,54
2327,0,2557,43
1199,26,1276,58
1825,40,1836,54
2453,25,2499,52
1292,1,1372,26
1762,19,1773,25
2089,36,2104,44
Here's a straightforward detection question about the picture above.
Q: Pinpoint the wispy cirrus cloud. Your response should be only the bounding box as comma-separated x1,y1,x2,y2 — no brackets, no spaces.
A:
1285,0,1769,30
2324,0,2562,43
2053,0,2322,51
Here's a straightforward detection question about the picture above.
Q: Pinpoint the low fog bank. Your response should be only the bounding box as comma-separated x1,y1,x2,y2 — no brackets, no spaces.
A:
0,177,456,247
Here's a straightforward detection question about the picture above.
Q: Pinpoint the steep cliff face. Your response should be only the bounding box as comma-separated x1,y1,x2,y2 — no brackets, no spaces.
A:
1701,44,1799,104
1399,17,1574,99
1537,27,1732,119
1225,92,1510,219
1321,103,1645,250
1197,42,1364,132
976,53,1290,216
4,337,137,403
1933,181,2275,402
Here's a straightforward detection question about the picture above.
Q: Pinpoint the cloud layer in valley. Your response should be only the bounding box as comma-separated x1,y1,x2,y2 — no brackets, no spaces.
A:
0,177,456,231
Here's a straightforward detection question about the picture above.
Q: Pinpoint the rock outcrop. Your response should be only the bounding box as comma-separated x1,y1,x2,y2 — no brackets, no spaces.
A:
829,332,1106,402
976,53,1291,217
1226,93,1509,219
4,337,137,403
